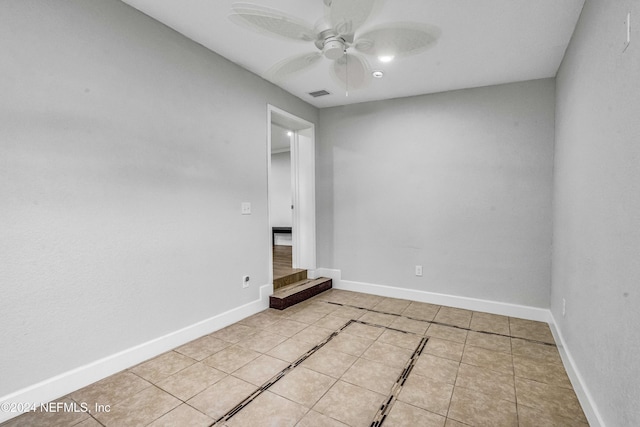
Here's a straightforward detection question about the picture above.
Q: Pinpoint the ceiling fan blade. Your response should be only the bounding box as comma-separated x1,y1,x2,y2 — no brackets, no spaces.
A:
229,2,316,42
354,22,441,58
266,52,323,82
327,0,380,38
331,53,371,90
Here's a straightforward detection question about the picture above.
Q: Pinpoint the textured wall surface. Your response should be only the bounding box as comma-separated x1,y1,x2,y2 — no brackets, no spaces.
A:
0,0,316,396
553,0,640,425
318,80,555,307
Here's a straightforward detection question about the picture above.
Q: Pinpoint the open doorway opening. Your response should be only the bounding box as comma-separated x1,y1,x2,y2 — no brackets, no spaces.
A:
267,105,316,290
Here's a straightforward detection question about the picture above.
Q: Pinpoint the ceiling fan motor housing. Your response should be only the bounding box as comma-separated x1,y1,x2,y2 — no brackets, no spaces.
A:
323,36,345,60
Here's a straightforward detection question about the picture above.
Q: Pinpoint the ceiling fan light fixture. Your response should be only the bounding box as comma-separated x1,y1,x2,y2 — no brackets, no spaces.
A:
372,70,384,78
323,37,345,60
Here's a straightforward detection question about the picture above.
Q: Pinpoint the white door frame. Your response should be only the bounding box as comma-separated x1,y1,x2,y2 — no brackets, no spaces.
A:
267,105,317,284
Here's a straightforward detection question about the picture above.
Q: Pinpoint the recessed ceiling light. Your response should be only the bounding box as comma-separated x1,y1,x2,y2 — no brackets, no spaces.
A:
372,70,384,78
378,55,395,63
287,131,293,136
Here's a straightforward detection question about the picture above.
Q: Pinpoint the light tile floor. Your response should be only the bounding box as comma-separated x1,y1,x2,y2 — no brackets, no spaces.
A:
2,290,589,426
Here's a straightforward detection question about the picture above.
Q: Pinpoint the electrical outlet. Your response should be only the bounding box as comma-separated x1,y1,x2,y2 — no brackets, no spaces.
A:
415,265,423,277
562,298,566,317
242,275,250,288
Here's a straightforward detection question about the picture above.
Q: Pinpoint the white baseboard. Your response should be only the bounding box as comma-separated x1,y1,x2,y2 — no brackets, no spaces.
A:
549,314,605,427
319,270,550,322
0,284,272,424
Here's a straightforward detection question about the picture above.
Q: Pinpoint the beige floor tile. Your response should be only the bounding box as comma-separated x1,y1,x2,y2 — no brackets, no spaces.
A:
434,307,473,328
343,322,385,340
397,374,454,416
187,375,256,420
508,318,555,344
76,418,103,427
351,294,384,309
269,319,310,337
70,371,151,408
515,377,587,422
424,338,465,362
330,305,368,319
305,301,340,316
470,312,510,335
372,297,412,314
302,348,357,378
454,363,515,402
444,418,469,427
448,386,517,426
361,341,414,368
313,381,385,427
269,366,336,407
147,404,213,427
314,315,353,330
129,351,196,384
322,332,374,357
267,338,315,362
377,329,423,350
341,357,403,395
202,345,261,373
175,335,231,361
413,354,460,385
462,345,513,375
211,323,258,343
156,362,226,400
389,316,429,335
426,324,468,343
465,331,511,353
287,309,328,324
93,385,181,426
513,354,572,388
511,338,562,364
236,330,288,353
2,397,90,427
296,410,349,427
401,301,441,321
384,401,446,427
517,403,590,427
237,311,282,329
358,311,398,327
226,391,307,427
232,354,290,386
292,324,334,344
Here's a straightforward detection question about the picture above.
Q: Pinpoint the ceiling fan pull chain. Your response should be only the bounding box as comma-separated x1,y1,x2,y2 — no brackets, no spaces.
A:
345,49,349,97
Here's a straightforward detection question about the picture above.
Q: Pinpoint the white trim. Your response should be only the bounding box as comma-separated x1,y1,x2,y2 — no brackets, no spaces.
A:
549,314,605,427
0,283,272,423
334,276,550,322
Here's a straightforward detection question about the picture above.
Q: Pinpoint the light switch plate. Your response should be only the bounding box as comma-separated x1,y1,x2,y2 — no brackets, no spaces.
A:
241,202,251,215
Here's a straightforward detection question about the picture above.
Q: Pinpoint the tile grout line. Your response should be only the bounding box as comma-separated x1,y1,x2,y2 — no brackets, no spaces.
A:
209,319,356,426
207,316,429,426
369,336,429,427
322,301,557,347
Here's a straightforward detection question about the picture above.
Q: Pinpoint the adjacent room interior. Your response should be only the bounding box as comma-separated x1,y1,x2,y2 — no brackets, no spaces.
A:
1,0,638,426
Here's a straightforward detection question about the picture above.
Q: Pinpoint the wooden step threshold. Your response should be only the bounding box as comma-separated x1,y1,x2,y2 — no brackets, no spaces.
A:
269,277,332,310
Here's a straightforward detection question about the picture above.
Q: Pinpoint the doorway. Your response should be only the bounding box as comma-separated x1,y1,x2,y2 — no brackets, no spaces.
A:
267,105,316,288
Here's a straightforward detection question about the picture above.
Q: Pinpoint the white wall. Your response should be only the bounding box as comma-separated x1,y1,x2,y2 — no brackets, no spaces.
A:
269,151,292,229
0,0,316,397
553,0,640,425
318,79,555,308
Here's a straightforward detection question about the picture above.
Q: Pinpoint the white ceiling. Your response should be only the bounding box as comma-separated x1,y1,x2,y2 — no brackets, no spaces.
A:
121,0,585,108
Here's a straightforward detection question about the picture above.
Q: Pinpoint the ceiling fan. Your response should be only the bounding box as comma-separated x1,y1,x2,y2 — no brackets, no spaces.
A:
229,0,440,91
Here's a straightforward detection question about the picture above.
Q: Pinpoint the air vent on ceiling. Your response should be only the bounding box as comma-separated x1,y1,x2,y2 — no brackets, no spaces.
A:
308,90,331,98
